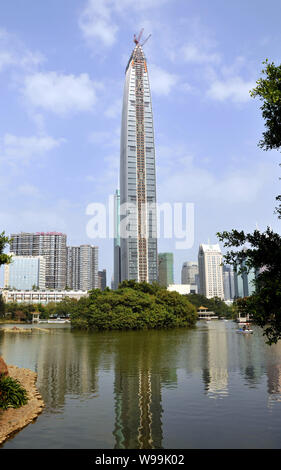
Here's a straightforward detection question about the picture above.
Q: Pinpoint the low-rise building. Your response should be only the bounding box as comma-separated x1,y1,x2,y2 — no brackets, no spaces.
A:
2,289,88,304
167,284,198,295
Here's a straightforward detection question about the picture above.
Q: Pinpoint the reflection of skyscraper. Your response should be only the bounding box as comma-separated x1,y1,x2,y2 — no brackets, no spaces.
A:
267,343,281,404
120,35,158,283
113,332,168,449
202,322,229,398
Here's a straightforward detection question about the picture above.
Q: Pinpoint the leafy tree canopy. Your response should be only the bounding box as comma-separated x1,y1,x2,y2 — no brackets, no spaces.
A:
217,61,281,344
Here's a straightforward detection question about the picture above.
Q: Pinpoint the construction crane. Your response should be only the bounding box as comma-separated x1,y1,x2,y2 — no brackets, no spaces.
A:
133,29,151,47
141,34,151,47
134,28,144,45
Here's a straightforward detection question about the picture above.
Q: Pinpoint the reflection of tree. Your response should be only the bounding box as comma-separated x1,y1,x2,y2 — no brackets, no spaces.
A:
113,330,179,449
35,329,110,411
267,342,281,403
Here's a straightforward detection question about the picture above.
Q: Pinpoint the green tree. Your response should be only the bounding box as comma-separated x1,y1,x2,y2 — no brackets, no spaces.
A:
218,61,281,344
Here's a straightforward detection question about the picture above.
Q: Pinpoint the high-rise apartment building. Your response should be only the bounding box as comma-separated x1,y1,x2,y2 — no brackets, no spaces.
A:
198,244,224,300
113,189,121,290
66,245,99,291
10,232,67,289
120,34,158,283
66,246,80,290
4,254,46,290
158,253,174,287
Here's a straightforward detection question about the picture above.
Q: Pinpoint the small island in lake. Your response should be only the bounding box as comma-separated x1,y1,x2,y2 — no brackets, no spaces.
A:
69,281,197,331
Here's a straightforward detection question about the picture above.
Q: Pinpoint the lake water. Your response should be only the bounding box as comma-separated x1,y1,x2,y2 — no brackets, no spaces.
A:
1,320,281,449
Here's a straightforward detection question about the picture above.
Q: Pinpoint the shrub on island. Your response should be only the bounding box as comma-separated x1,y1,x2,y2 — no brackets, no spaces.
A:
0,374,28,410
70,281,197,331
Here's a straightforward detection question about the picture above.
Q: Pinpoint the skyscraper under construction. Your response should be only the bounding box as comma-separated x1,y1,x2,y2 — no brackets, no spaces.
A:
119,31,158,283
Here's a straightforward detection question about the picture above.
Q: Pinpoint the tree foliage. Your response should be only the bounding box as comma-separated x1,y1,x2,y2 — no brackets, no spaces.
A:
70,281,197,331
185,293,234,319
217,61,281,344
0,231,12,267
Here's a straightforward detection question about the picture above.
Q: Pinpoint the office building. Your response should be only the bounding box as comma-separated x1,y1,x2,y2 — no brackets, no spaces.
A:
2,289,88,304
98,269,107,291
234,259,256,298
158,253,174,287
198,244,224,300
4,254,46,290
223,265,235,300
167,284,197,295
181,261,199,288
10,232,67,289
113,189,121,290
120,33,158,283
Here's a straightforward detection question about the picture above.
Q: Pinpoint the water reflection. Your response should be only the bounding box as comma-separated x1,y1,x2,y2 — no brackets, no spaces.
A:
200,321,228,398
2,322,281,449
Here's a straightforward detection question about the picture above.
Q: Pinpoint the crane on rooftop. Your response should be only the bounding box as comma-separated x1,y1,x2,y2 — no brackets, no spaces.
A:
133,29,151,47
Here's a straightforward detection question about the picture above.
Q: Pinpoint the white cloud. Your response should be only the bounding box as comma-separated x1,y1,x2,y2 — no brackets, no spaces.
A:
181,43,221,65
0,28,44,73
149,64,178,96
0,134,65,164
18,184,40,196
79,0,169,48
105,98,122,119
207,76,255,103
22,72,99,116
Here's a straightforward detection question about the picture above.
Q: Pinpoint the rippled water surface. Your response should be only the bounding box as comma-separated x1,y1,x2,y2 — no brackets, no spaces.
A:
1,320,281,449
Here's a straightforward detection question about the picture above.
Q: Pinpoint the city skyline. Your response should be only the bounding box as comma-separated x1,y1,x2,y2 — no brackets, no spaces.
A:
0,0,280,286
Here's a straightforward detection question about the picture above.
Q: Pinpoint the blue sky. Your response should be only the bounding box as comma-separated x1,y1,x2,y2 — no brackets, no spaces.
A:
0,0,280,285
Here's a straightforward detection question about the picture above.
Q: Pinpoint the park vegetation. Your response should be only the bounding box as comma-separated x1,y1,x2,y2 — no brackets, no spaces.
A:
217,60,281,344
70,281,198,331
0,373,28,410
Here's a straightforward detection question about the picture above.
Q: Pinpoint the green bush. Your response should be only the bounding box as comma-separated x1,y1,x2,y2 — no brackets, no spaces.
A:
0,374,28,410
70,281,197,331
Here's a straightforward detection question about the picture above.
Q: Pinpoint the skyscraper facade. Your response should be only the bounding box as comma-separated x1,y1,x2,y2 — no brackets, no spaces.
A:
10,232,67,289
234,259,256,298
113,189,121,290
4,254,46,290
66,245,99,291
120,37,158,283
223,265,235,300
181,261,199,285
198,244,224,300
158,253,174,287
98,269,107,291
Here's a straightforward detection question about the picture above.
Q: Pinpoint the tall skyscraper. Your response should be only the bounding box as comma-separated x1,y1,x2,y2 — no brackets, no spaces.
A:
10,232,67,289
4,254,46,290
234,259,256,298
66,245,99,291
98,269,107,291
66,246,80,290
158,253,174,287
223,265,235,300
198,244,224,300
181,261,199,285
113,189,121,290
120,33,158,283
